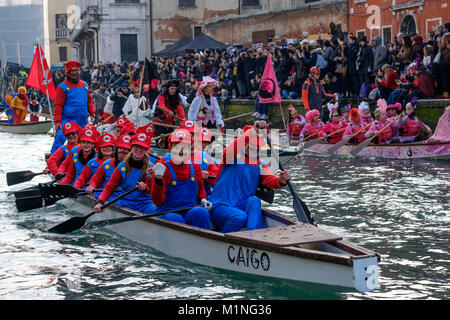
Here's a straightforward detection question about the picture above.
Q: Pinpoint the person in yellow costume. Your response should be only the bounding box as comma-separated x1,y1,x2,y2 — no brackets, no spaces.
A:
11,86,29,124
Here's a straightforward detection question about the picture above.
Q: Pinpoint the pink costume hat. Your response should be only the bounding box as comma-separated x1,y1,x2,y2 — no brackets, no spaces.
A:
306,109,320,122
197,76,218,96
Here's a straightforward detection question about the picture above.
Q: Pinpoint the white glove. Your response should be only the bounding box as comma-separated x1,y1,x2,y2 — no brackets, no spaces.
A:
152,163,166,179
200,198,212,210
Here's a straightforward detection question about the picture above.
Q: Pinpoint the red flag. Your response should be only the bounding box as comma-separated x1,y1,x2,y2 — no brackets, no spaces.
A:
258,53,281,104
25,44,56,101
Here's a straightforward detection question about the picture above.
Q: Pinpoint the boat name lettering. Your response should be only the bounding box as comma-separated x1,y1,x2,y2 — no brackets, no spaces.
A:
227,246,270,271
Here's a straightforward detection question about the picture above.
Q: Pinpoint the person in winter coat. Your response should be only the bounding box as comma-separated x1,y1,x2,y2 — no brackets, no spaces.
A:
356,36,374,97
344,36,360,97
372,36,387,74
301,67,336,119
110,82,130,120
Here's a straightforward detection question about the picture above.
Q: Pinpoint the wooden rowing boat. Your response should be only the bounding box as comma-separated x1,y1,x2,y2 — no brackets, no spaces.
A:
0,120,53,134
68,194,380,292
301,140,450,160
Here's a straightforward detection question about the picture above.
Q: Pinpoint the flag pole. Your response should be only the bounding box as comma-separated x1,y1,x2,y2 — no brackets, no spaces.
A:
37,43,55,135
279,101,286,130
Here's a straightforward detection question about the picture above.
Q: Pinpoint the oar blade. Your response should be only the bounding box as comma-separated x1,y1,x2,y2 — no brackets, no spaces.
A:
15,196,60,212
349,138,373,156
303,137,326,148
292,192,315,225
48,216,89,234
326,139,348,154
38,183,79,198
7,171,36,186
13,187,42,199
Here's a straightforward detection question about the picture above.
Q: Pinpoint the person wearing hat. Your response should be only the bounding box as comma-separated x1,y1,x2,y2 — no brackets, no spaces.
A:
209,121,291,233
58,127,98,185
188,76,224,129
364,107,400,144
358,101,373,127
386,103,402,121
10,86,29,124
344,35,360,97
74,133,115,190
94,132,157,214
2,86,17,124
86,134,132,199
127,88,153,127
342,108,368,143
319,103,347,143
287,105,306,140
302,67,337,119
152,79,187,145
398,103,432,143
44,121,82,177
340,104,351,124
149,129,211,230
51,60,96,154
299,109,324,141
27,92,42,122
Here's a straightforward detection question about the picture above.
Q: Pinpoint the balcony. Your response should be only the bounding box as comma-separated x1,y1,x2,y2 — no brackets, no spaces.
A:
55,28,68,39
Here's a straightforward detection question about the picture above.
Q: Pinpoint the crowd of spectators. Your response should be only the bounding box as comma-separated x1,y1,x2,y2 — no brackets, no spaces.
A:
4,22,449,122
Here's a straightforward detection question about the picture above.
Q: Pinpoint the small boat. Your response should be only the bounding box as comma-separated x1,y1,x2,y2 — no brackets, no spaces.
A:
0,120,53,134
67,195,380,292
302,141,450,160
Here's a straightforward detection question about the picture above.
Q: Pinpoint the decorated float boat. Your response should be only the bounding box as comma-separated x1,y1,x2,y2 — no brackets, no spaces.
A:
65,194,380,292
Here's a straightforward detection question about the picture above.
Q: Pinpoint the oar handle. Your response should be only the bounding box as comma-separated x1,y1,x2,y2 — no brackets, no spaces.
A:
367,114,402,141
349,122,372,139
222,112,253,122
303,130,320,142
328,126,347,137
99,185,140,211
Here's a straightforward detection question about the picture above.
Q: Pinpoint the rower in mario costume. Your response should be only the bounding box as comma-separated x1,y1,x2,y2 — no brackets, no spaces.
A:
209,121,291,233
73,133,115,189
58,127,97,185
86,134,132,199
44,121,82,177
50,60,95,154
150,129,211,230
94,132,157,214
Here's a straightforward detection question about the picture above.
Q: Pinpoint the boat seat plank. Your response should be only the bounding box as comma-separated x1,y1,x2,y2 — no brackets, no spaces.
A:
225,223,342,247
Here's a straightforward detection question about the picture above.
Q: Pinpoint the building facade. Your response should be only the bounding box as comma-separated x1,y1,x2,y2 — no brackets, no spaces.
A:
348,0,450,44
149,0,238,54
69,0,149,65
205,0,348,47
43,0,75,68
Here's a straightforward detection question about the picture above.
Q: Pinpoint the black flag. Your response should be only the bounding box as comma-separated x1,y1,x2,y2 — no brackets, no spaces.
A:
142,57,160,105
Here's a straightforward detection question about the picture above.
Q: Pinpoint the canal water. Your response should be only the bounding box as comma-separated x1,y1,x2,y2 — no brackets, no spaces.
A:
0,131,448,300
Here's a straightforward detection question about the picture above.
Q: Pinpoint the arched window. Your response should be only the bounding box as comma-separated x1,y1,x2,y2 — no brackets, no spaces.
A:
400,15,417,36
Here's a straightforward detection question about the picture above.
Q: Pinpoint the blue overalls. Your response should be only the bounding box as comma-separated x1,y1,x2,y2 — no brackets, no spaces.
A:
164,150,217,197
4,93,17,124
76,157,102,192
71,146,96,186
114,161,157,214
96,158,118,199
51,81,89,154
157,161,210,230
59,145,71,163
210,152,265,233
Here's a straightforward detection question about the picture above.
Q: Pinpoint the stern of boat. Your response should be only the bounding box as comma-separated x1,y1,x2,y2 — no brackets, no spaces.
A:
352,256,379,292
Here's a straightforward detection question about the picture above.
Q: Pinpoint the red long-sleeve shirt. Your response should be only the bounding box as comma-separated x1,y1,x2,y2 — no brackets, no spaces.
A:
216,130,286,190
150,160,206,207
59,151,95,185
46,142,77,176
54,80,95,125
73,158,107,189
98,166,151,203
153,95,186,125
89,158,117,189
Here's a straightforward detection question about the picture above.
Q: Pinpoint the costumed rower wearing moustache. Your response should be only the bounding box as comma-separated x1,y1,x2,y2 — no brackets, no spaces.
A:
209,121,291,233
150,129,211,230
50,61,96,154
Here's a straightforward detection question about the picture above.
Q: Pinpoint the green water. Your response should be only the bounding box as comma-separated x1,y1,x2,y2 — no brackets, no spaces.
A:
0,132,448,299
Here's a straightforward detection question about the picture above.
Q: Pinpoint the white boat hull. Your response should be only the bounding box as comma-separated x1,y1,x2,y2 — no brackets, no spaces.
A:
71,195,380,292
0,120,52,134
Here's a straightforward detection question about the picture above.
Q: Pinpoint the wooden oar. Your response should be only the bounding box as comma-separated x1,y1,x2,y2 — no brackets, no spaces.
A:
222,112,253,122
262,130,315,225
6,171,46,186
83,206,200,230
302,127,347,148
326,123,372,154
48,185,140,234
349,114,402,156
